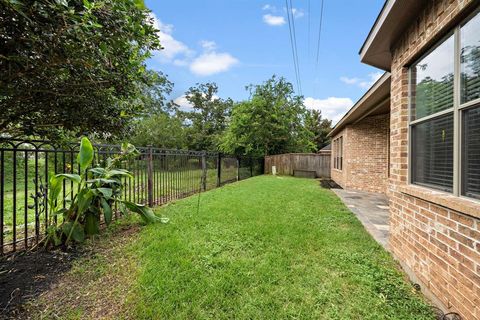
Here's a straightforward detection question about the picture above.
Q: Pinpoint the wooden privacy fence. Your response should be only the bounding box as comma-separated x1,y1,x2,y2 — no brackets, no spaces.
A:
264,153,331,178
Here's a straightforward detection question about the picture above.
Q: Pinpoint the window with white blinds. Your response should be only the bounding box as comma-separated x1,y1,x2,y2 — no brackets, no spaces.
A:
409,8,480,200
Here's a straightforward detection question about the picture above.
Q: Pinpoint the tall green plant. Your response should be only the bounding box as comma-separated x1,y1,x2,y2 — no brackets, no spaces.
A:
44,137,167,247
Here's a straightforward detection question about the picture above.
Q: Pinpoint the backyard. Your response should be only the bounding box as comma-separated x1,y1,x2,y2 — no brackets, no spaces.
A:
14,175,434,319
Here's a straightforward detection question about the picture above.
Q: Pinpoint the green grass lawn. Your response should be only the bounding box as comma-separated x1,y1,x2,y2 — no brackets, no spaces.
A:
27,175,434,319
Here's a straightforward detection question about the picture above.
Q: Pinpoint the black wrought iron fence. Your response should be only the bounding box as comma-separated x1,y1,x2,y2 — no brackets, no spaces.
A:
0,139,264,254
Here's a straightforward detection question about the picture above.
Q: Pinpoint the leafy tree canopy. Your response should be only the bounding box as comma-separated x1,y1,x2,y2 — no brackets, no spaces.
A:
0,0,161,139
221,75,315,157
305,109,332,151
178,83,233,151
130,113,186,149
139,70,174,117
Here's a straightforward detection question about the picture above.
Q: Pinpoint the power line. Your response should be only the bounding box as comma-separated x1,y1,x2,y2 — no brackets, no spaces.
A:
285,0,302,95
289,0,302,95
285,0,299,94
315,0,325,70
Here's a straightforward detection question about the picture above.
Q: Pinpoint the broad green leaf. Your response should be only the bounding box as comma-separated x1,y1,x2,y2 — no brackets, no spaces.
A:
87,178,119,185
77,189,94,215
106,169,133,179
89,167,107,176
101,198,112,225
78,137,94,172
85,213,100,235
48,175,63,209
120,142,140,158
118,202,128,216
96,187,113,199
56,173,81,184
122,201,167,224
62,222,85,243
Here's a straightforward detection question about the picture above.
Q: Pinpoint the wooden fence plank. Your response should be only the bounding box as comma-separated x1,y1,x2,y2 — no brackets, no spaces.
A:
264,153,331,178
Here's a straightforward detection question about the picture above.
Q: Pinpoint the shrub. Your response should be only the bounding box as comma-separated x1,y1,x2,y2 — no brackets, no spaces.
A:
43,137,167,247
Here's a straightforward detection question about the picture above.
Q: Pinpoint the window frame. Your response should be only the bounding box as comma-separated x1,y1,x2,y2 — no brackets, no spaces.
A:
333,136,343,171
408,8,480,201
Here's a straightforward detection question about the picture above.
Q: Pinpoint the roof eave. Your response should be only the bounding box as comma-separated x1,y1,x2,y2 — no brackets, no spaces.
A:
328,73,391,138
359,0,428,71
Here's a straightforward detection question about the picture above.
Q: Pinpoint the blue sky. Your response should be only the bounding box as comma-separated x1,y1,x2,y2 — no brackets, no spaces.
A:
145,0,385,123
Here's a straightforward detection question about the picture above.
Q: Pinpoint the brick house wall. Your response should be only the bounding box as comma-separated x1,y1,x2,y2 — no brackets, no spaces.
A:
389,1,480,319
331,114,389,194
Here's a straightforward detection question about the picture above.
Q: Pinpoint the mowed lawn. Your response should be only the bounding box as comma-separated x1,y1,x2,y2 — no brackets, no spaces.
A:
28,175,434,319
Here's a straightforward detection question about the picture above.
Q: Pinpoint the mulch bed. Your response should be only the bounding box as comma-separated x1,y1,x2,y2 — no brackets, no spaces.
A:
320,178,341,189
0,247,86,319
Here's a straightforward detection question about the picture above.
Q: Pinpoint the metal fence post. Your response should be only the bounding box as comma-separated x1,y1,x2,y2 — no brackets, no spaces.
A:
201,151,207,192
249,157,252,177
216,153,221,187
236,157,240,181
147,146,154,207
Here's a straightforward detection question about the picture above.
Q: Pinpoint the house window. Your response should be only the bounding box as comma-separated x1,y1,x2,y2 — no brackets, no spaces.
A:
333,136,343,170
409,9,480,200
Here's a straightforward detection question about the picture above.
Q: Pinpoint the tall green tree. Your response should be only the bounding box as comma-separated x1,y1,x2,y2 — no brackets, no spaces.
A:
130,113,186,149
305,109,332,151
179,83,233,151
221,76,315,156
139,70,174,117
0,0,161,139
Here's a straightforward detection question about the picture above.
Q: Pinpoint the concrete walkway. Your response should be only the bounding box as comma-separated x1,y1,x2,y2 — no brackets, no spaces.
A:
332,189,390,249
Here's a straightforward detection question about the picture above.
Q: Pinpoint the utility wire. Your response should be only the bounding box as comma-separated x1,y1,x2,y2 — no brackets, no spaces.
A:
315,0,325,70
285,0,302,95
289,0,302,95
285,0,300,94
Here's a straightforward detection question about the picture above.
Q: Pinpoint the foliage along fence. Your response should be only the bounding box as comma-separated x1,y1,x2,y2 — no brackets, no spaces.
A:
0,139,264,255
264,153,331,178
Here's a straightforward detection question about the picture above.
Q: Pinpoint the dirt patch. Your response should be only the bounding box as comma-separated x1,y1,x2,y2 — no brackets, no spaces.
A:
0,222,142,320
0,248,85,319
320,179,341,189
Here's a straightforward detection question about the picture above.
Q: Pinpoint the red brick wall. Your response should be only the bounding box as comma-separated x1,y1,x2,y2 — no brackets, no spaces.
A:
331,114,389,194
389,1,479,319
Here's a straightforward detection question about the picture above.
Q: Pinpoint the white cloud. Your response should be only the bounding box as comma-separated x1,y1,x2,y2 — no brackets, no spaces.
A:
200,40,217,52
262,4,302,26
173,59,189,67
174,93,220,112
190,52,239,76
340,72,383,89
173,95,193,111
149,13,193,63
304,97,354,124
148,13,238,77
340,77,360,85
263,14,286,26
